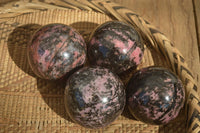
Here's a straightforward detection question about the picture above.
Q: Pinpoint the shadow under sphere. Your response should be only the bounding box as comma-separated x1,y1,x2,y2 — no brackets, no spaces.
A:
7,24,73,123
7,24,41,77
69,21,99,42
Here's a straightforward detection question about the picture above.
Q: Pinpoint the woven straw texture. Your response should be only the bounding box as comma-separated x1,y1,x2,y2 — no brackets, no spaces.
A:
0,0,199,133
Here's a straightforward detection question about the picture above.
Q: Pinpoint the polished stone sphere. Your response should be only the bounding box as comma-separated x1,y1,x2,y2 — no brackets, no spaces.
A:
126,67,185,125
88,21,144,73
27,23,86,80
64,67,126,128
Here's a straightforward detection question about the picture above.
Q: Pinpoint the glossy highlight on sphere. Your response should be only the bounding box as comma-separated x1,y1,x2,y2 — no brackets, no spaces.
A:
27,23,86,80
127,67,185,125
88,21,144,73
64,67,126,128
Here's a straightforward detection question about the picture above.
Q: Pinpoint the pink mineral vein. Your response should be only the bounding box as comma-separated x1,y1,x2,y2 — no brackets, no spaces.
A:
131,47,142,65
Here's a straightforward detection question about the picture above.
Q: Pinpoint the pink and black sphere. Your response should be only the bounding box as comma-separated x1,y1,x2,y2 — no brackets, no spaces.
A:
88,21,144,73
64,67,126,128
126,67,185,125
27,23,86,80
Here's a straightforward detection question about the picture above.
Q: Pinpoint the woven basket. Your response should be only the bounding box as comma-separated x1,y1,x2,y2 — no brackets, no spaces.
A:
0,1,199,133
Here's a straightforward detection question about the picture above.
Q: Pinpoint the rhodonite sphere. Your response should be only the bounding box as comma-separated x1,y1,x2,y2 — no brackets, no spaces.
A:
64,67,126,128
27,23,86,80
88,21,144,73
127,67,185,125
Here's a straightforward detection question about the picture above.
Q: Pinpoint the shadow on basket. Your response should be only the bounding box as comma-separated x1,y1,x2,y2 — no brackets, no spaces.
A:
7,24,73,123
